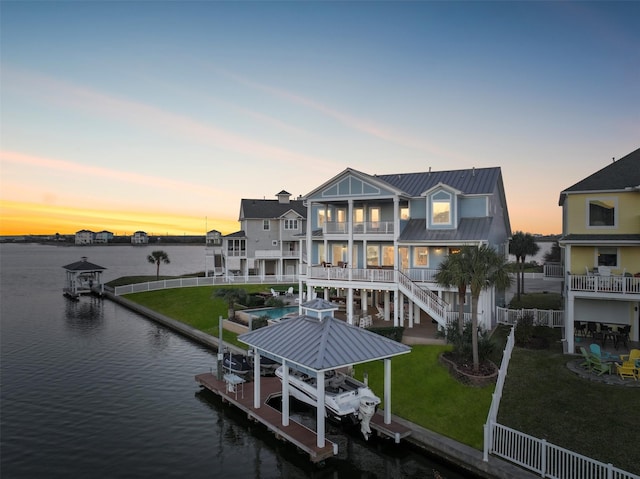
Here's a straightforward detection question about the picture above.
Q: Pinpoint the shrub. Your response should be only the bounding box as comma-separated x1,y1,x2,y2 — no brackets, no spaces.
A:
251,315,269,330
367,326,404,342
514,313,535,346
444,322,495,364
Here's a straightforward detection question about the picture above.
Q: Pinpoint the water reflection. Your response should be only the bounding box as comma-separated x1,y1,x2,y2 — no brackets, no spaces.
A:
195,390,466,479
64,297,104,335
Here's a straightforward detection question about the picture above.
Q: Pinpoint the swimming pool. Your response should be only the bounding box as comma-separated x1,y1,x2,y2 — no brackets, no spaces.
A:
243,305,299,320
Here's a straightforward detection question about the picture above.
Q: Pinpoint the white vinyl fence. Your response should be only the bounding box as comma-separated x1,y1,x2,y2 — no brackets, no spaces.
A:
496,306,564,328
484,327,638,479
113,274,298,295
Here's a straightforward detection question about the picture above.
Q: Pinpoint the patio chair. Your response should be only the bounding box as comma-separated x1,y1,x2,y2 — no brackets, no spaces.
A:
285,287,294,297
589,355,612,376
375,304,384,320
579,347,594,370
574,321,586,337
619,349,640,371
270,288,279,298
589,343,616,361
586,322,598,338
615,361,638,380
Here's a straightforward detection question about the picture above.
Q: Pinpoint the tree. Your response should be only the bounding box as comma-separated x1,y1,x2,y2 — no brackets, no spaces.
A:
435,250,470,335
509,231,539,300
467,245,512,371
147,250,170,280
213,288,247,320
439,245,512,372
543,241,561,263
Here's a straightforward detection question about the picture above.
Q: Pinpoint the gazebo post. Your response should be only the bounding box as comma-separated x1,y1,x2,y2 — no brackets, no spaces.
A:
253,349,261,409
384,358,391,424
282,360,290,427
316,370,325,447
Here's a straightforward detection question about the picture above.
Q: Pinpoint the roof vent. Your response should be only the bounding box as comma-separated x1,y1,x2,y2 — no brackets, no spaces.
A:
472,167,475,177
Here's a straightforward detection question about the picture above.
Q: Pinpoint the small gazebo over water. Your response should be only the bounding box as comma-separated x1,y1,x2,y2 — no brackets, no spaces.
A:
62,257,107,300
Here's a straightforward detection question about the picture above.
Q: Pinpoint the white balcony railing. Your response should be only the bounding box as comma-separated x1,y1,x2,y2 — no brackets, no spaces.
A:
543,262,563,278
307,266,395,283
568,274,640,295
403,268,439,282
323,221,394,235
254,249,301,259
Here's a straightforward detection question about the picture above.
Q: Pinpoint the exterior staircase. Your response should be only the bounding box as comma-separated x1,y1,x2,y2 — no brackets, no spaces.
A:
397,270,449,327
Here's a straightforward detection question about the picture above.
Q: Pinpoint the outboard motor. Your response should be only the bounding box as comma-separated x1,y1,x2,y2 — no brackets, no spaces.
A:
358,397,376,440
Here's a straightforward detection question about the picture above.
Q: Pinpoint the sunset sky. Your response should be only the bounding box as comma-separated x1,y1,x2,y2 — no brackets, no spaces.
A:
1,2,638,237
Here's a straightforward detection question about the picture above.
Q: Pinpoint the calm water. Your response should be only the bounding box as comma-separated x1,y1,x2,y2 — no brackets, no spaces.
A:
0,243,470,478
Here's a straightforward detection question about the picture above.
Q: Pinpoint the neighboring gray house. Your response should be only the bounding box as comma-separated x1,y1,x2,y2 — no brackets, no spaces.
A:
210,190,307,279
300,166,512,331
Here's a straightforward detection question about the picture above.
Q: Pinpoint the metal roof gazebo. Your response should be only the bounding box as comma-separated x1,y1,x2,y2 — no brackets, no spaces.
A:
62,256,107,300
238,298,411,450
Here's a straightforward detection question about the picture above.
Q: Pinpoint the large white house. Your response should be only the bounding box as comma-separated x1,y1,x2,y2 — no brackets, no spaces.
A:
298,167,511,331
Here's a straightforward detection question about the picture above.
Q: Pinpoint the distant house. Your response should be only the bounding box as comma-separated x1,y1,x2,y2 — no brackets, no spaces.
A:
205,229,224,276
131,231,149,245
75,229,95,245
206,190,307,278
94,230,114,244
559,147,640,354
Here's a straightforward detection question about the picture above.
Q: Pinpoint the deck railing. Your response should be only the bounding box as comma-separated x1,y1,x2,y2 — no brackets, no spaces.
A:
568,274,640,295
113,275,298,296
323,221,394,235
496,307,564,328
543,262,563,278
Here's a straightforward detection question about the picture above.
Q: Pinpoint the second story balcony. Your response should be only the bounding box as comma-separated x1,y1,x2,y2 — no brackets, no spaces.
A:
324,221,394,236
568,273,640,297
254,249,301,259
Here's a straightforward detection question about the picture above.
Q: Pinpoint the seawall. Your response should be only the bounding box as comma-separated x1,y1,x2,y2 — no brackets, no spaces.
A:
104,290,537,479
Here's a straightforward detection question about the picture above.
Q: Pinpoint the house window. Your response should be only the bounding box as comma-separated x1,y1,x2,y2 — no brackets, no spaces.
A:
263,220,270,231
414,247,428,267
382,245,394,266
370,207,380,229
432,200,451,225
400,206,409,220
597,247,618,267
284,219,298,230
354,207,364,233
366,245,379,266
588,198,616,227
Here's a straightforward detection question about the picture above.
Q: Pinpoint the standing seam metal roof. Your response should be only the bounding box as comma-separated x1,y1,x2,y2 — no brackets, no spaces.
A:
238,316,410,372
376,167,501,196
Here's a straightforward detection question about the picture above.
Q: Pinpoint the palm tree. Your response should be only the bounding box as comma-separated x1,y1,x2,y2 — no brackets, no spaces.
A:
466,245,512,372
147,250,170,280
435,249,470,335
213,288,247,320
509,231,539,300
438,245,512,372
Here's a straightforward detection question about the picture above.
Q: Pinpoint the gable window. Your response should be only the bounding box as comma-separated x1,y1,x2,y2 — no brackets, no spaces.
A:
431,191,452,226
284,219,298,230
597,247,618,267
433,200,451,224
263,220,270,231
588,198,616,227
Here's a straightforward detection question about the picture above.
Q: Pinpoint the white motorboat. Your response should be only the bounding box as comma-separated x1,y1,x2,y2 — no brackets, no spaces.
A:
275,365,380,427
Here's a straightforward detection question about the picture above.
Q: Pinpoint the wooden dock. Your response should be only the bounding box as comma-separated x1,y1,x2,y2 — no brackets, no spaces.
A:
195,372,412,462
195,373,337,463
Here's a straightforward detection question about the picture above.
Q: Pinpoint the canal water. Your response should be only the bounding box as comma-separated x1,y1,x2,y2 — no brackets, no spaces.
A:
0,243,472,478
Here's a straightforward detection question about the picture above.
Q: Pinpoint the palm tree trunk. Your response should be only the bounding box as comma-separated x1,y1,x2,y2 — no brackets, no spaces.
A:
457,287,465,334
471,295,480,372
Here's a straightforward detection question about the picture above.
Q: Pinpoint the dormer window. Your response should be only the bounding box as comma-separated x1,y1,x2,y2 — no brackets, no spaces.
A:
431,191,452,226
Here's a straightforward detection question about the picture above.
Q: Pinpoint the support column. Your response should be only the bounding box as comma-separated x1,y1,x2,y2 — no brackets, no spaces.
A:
384,291,391,322
361,290,368,315
316,370,325,447
253,350,261,409
566,295,575,355
347,288,354,325
282,360,290,427
384,358,391,425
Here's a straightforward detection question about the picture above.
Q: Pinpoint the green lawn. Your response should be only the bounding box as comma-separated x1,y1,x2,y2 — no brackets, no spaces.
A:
117,284,639,475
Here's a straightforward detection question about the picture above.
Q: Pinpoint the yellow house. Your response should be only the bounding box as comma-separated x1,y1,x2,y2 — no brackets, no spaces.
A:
559,148,640,354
